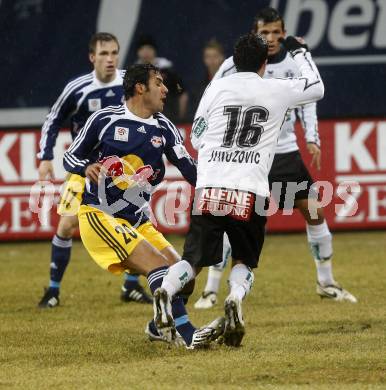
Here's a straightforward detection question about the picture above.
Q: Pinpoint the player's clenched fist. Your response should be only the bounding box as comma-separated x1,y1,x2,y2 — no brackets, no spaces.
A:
279,36,308,57
38,160,55,180
85,163,102,184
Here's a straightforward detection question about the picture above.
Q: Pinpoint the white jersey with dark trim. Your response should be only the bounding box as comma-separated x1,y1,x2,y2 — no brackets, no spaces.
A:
214,51,320,154
192,51,324,197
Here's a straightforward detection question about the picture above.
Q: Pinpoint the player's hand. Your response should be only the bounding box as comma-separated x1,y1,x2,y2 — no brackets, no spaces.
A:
279,36,307,57
85,163,102,184
307,143,321,171
294,36,309,51
38,160,54,181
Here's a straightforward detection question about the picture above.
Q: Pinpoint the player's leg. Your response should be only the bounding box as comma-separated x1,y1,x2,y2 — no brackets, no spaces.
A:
160,245,196,305
38,173,84,308
136,222,199,347
160,212,225,298
270,151,357,303
125,228,223,349
223,211,266,347
159,213,227,347
37,214,78,308
120,227,156,304
78,205,178,341
120,272,153,304
194,232,231,309
296,198,357,302
78,208,213,346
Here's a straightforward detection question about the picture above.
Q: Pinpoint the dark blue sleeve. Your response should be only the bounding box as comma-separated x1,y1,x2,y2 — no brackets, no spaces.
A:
63,111,102,176
157,114,197,186
37,82,77,160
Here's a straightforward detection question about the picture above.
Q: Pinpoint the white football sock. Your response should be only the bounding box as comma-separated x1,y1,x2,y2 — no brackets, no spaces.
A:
161,260,195,298
228,263,254,301
315,259,335,286
306,221,335,285
204,266,223,294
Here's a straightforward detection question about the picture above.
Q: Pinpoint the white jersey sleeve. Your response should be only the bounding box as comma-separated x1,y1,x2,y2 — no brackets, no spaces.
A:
297,102,320,146
213,56,236,80
191,86,212,150
284,51,324,107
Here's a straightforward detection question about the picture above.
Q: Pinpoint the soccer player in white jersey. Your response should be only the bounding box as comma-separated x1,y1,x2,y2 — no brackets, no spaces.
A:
195,7,357,309
157,33,324,346
37,33,152,308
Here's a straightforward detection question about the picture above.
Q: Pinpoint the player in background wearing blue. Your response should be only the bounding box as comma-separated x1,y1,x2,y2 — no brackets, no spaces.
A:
37,33,152,308
194,8,357,309
63,63,224,348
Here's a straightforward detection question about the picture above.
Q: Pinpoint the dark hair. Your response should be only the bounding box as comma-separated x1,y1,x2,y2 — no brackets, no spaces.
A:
123,63,159,99
233,33,268,72
252,7,285,32
204,38,224,56
135,34,157,51
89,32,119,53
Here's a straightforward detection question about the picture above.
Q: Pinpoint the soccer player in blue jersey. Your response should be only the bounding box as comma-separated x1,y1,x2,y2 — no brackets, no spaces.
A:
37,32,152,308
62,63,224,348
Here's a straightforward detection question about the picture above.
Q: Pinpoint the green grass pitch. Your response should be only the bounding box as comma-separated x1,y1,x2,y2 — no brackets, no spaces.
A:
0,231,385,389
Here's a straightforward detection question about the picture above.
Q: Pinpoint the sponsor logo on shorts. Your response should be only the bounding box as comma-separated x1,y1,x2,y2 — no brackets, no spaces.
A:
196,187,255,221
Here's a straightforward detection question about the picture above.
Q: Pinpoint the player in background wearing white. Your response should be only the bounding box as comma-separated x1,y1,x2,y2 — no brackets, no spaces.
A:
37,33,152,308
194,8,357,309
157,32,324,346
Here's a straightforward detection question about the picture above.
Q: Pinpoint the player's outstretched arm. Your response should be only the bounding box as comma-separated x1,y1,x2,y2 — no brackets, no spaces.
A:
281,36,324,106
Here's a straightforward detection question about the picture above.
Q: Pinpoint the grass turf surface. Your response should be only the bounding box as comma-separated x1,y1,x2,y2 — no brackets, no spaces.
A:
0,231,385,389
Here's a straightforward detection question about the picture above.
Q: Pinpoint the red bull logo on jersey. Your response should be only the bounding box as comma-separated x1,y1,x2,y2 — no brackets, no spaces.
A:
150,136,163,148
99,155,124,177
132,165,155,186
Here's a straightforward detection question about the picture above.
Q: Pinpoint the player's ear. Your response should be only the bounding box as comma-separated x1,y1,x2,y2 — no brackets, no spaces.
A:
135,82,145,95
89,52,95,65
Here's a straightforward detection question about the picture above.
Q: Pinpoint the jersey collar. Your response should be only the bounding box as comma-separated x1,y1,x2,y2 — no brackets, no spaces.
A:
92,69,123,87
124,104,159,125
267,47,287,64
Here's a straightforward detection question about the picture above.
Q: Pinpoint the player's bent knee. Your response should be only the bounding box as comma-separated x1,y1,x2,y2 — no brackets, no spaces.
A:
160,246,181,265
296,198,325,224
128,239,169,275
57,215,78,238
